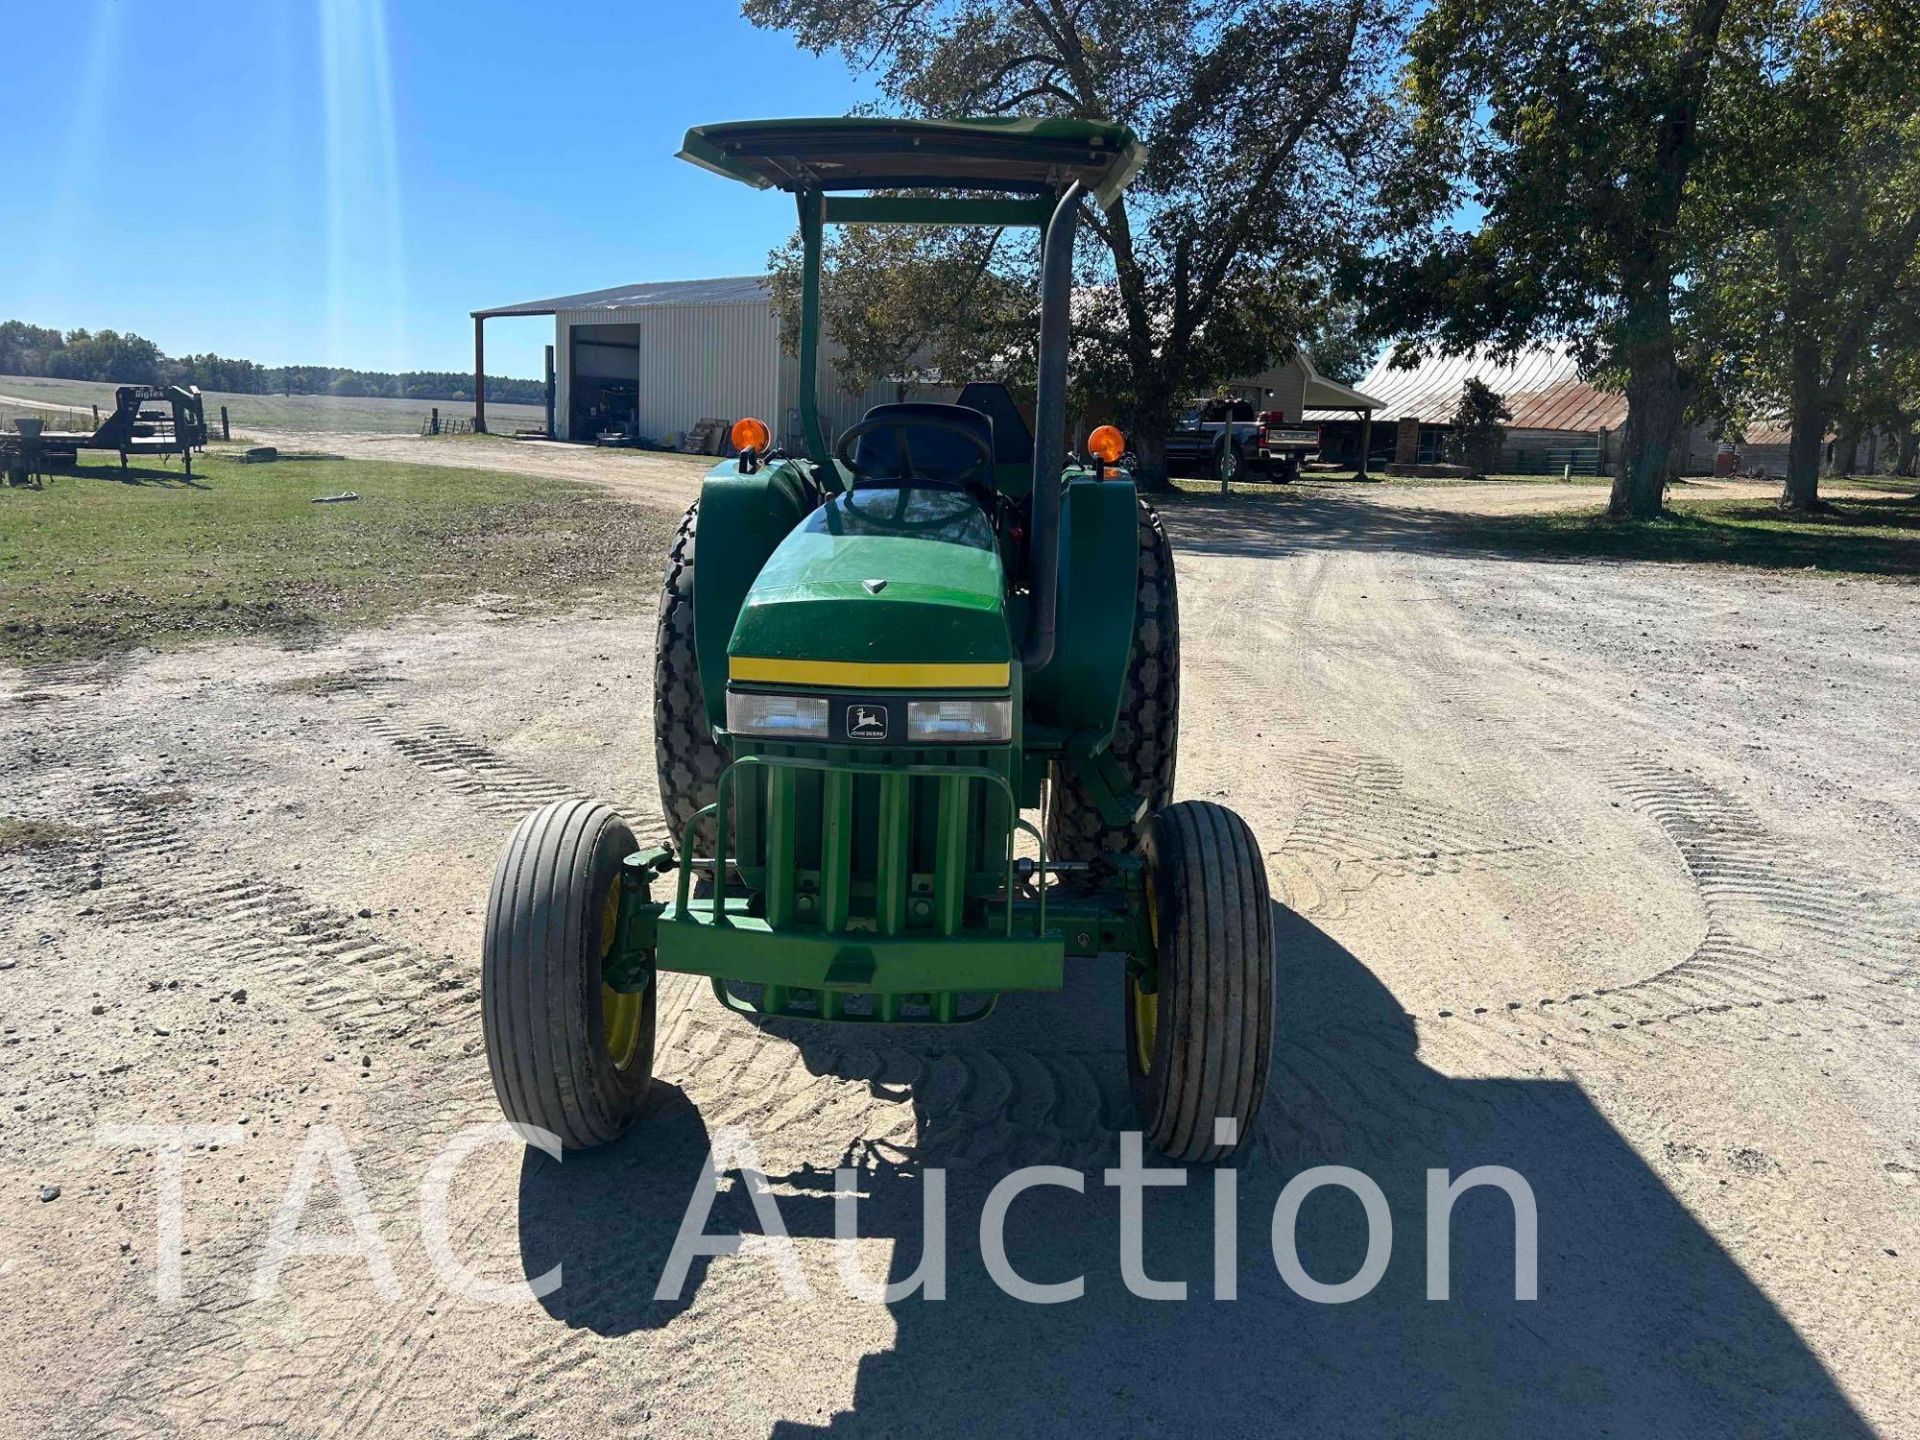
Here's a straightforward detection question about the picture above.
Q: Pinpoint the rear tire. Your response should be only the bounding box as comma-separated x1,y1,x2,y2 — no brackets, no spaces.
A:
483,799,655,1149
1045,495,1179,862
1126,800,1274,1163
655,502,728,853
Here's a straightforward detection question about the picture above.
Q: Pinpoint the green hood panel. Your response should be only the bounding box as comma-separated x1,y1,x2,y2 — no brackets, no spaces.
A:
729,490,1011,677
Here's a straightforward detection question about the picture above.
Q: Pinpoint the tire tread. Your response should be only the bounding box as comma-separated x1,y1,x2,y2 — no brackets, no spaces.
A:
1130,800,1274,1163
654,502,728,852
483,799,653,1150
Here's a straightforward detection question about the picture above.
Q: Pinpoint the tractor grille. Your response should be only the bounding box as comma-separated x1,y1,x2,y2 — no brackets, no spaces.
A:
692,752,1024,938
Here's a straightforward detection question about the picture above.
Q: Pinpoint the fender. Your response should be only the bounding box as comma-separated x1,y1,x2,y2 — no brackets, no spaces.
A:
691,457,814,730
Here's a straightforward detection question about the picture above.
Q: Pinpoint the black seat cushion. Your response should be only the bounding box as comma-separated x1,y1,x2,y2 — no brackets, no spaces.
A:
849,402,994,481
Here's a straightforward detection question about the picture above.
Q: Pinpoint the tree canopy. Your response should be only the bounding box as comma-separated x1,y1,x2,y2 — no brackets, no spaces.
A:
1370,0,1779,516
747,0,1411,484
1688,0,1920,506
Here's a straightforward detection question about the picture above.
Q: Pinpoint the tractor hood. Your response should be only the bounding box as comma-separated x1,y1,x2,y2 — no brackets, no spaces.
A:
727,489,1011,690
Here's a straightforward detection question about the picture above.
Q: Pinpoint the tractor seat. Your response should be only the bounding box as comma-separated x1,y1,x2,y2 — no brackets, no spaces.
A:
955,382,1033,466
845,402,995,496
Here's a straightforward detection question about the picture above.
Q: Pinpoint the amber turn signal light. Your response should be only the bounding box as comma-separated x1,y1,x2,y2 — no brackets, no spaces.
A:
1087,424,1126,464
731,416,771,453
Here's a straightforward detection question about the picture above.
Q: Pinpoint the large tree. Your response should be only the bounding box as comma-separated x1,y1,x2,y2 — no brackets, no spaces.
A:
767,219,1040,399
1371,0,1772,517
1690,0,1920,508
1854,343,1920,483
745,0,1409,485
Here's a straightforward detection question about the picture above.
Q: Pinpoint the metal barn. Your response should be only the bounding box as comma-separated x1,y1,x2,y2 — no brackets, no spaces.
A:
470,276,903,448
1309,345,1723,475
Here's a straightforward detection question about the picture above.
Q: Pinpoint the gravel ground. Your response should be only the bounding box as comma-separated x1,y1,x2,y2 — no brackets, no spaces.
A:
1,459,1915,1438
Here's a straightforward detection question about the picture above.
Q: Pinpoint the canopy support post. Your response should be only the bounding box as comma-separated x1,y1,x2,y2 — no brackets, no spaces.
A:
1021,181,1084,675
796,188,830,473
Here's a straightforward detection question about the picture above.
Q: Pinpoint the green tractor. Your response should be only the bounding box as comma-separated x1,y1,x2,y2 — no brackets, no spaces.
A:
481,117,1274,1164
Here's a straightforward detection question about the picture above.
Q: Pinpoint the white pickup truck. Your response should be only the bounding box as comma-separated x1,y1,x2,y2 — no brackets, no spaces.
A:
1165,402,1319,482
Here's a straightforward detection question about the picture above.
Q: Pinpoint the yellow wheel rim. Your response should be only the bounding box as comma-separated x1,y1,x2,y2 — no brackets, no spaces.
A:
599,877,642,1072
1132,981,1159,1074
1132,881,1160,1074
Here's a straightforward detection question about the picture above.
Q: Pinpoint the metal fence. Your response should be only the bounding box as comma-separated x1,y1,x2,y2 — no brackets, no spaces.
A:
1502,445,1604,476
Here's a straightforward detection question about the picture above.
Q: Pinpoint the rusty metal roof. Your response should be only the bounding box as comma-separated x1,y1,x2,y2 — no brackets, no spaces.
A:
1307,345,1626,431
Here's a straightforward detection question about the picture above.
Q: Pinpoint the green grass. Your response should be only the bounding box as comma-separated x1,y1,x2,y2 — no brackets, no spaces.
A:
0,454,673,662
1469,496,1920,577
1172,470,1615,496
1830,472,1920,496
0,373,546,436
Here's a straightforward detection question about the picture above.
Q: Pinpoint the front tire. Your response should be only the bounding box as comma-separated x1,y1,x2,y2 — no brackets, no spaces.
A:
483,799,655,1149
1126,801,1274,1163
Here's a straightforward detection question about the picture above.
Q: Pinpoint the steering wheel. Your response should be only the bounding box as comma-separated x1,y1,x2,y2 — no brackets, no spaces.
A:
833,414,996,501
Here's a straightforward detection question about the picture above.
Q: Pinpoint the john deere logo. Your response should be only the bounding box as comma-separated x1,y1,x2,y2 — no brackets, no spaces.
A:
847,704,887,740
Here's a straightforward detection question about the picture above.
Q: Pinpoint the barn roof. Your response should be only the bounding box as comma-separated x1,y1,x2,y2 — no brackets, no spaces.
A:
472,275,771,319
1307,345,1625,431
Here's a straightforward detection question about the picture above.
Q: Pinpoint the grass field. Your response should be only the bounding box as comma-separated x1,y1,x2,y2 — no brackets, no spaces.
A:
0,374,546,436
1471,495,1920,577
1167,476,1920,578
1177,470,1616,493
1835,472,1920,496
0,453,670,663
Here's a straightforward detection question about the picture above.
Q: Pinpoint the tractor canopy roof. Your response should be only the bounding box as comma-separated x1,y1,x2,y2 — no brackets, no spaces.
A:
678,116,1145,208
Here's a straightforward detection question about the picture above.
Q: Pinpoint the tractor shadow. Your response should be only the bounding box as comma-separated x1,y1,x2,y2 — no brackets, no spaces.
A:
514,1080,722,1331
512,909,1870,1435
801,904,1866,1436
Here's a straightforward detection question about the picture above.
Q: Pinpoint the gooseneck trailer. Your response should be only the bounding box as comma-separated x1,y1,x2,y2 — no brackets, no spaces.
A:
33,385,209,476
481,117,1275,1164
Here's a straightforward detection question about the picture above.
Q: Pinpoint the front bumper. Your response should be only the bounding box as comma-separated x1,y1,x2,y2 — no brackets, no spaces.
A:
658,900,1063,996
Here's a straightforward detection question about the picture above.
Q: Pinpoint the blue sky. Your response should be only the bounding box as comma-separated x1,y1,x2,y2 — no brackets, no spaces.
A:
2,1,875,379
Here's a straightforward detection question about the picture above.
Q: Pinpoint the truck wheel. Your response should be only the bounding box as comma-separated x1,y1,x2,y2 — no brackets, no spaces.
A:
1215,442,1246,485
1127,801,1274,1163
1046,495,1179,862
483,799,654,1149
655,502,728,853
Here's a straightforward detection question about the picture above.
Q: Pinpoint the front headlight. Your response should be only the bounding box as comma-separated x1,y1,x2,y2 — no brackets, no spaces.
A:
726,690,830,739
907,698,1013,742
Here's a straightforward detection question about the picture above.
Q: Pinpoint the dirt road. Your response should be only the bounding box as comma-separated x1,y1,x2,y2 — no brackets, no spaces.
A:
2,469,1915,1437
0,392,95,418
